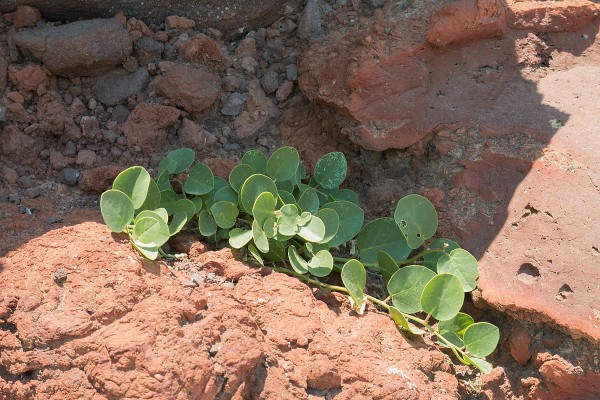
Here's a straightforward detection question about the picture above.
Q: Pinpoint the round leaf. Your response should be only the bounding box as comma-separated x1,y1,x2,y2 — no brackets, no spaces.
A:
266,146,300,181
159,190,178,215
423,238,460,271
169,212,188,235
335,189,359,205
394,194,438,249
308,249,334,277
156,170,173,191
387,265,436,314
438,312,474,337
174,198,196,220
341,259,366,310
321,201,364,247
137,179,161,212
100,189,135,232
229,228,253,249
314,208,339,244
313,152,347,189
184,163,214,195
198,210,217,236
190,196,203,212
288,245,309,274
159,148,195,174
240,174,278,214
278,190,297,206
112,166,151,209
463,322,500,358
242,149,268,173
464,355,493,375
229,164,255,193
377,251,399,283
421,274,464,321
214,185,239,205
253,192,277,226
131,239,158,260
135,209,167,224
297,187,319,214
264,239,286,262
357,218,411,264
210,201,239,229
133,216,170,247
252,220,270,253
437,248,479,292
297,215,325,242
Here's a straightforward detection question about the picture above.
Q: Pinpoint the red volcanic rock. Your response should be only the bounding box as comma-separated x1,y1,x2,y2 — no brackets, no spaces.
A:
165,15,196,30
120,102,181,153
537,353,600,399
155,64,221,115
177,33,231,71
78,165,125,193
509,323,531,365
14,18,132,77
0,205,462,399
6,5,41,28
505,0,600,32
8,64,48,93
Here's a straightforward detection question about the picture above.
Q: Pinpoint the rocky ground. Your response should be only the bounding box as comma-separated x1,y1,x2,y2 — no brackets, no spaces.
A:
1,0,600,399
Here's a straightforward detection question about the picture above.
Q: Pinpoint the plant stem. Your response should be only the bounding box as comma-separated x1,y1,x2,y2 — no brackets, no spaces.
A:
398,249,445,265
272,267,347,292
332,256,376,268
158,247,175,260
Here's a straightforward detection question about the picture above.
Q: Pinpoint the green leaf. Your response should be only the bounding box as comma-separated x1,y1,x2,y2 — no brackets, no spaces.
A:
279,204,299,225
100,189,135,232
242,149,268,173
297,187,319,214
278,190,297,206
387,265,436,314
156,170,173,191
137,179,161,212
321,201,364,247
252,220,269,253
266,146,300,181
264,239,286,262
133,216,170,247
297,215,325,242
394,194,438,249
135,209,167,224
240,174,278,214
248,244,264,266
288,245,309,274
377,251,399,283
423,238,460,272
174,198,196,220
159,148,195,174
253,192,277,226
357,217,411,264
421,274,464,321
214,185,239,205
334,189,359,205
464,355,493,374
159,190,178,215
184,163,214,195
463,322,500,358
438,312,474,337
437,248,479,292
276,180,294,193
229,164,255,193
210,201,239,229
198,210,217,236
131,239,158,260
313,152,347,189
169,212,188,235
263,218,276,238
190,196,203,212
388,307,426,335
438,332,464,348
229,228,253,249
112,166,151,209
153,208,169,223
341,260,366,312
314,208,339,244
308,249,334,277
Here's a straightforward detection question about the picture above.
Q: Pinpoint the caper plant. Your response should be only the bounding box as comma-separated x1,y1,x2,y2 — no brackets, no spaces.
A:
100,147,500,374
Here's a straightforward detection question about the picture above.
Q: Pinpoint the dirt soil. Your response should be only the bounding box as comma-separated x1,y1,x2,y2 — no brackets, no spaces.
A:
1,1,600,399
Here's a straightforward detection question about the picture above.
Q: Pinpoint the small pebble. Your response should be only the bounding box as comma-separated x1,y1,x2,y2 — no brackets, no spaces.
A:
52,269,68,285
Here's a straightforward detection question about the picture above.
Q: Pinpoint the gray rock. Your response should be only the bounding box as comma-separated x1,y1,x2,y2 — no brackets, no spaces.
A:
221,92,246,116
1,0,304,37
64,141,77,157
261,69,280,94
286,64,298,81
297,0,323,40
57,168,80,186
93,68,150,106
14,18,132,77
111,104,131,123
134,37,163,65
17,175,33,189
24,187,41,198
370,0,386,7
0,106,6,122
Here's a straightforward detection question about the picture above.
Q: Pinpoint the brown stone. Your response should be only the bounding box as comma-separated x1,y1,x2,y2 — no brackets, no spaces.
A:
165,15,196,30
427,0,506,47
0,54,8,93
177,33,231,71
178,118,208,150
232,79,279,139
155,64,221,115
305,359,342,391
8,64,48,93
120,102,181,153
14,18,132,77
11,5,41,28
78,165,124,193
509,323,531,365
538,354,600,399
505,0,600,33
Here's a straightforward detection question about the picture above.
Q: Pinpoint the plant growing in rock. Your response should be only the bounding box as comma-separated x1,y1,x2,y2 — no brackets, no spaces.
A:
100,147,500,374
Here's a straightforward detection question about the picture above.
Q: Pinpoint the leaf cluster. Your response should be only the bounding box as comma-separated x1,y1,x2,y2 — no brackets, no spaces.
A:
100,147,499,374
